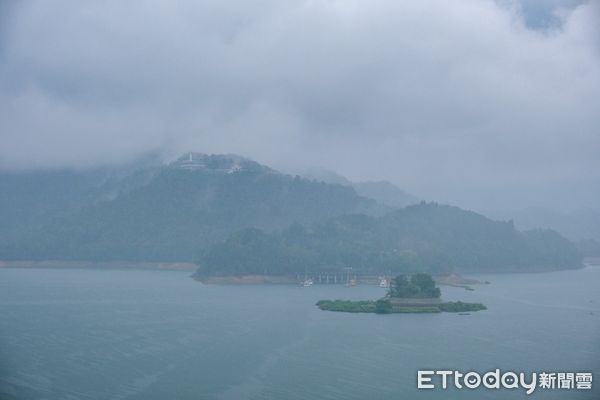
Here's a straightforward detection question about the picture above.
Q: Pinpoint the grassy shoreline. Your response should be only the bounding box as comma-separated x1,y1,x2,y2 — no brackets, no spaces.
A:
316,299,486,314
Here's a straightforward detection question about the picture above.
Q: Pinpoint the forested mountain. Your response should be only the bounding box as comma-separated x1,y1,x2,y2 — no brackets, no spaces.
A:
0,169,109,243
197,203,582,277
0,153,163,245
0,153,584,271
0,153,374,261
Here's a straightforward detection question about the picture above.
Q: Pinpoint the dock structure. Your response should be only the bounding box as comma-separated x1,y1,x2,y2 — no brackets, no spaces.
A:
293,271,394,286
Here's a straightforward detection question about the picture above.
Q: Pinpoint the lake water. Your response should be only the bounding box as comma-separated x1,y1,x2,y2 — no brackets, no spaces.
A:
0,267,598,400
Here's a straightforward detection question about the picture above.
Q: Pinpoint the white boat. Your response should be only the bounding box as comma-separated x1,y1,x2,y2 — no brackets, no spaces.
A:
379,278,389,288
302,279,313,287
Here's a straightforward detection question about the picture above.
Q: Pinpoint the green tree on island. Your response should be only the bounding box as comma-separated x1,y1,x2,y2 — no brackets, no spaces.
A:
389,273,441,298
374,299,392,314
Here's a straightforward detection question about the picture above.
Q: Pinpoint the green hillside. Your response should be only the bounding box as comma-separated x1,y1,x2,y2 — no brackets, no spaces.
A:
0,153,582,272
197,203,582,277
0,153,373,261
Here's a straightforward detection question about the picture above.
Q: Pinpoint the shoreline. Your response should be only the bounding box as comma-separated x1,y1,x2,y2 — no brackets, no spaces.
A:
197,273,487,286
0,260,197,271
1,260,592,281
194,275,299,284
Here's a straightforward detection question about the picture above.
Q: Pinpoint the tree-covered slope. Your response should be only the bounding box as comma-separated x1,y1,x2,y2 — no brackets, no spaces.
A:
197,203,582,277
0,153,374,261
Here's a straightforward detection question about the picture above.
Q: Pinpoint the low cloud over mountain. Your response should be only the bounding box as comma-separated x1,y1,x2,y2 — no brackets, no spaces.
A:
1,0,599,210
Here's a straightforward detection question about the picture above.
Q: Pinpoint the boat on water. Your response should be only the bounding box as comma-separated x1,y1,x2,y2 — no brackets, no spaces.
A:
379,278,389,288
302,279,314,287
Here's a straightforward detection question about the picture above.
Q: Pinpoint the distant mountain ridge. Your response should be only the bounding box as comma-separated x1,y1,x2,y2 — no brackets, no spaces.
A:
483,207,600,242
299,168,419,208
353,181,419,208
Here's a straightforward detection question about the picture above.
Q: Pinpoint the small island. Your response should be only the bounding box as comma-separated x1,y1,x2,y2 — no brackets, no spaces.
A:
316,273,486,314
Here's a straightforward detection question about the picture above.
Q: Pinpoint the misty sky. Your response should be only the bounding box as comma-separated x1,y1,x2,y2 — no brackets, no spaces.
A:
0,0,598,210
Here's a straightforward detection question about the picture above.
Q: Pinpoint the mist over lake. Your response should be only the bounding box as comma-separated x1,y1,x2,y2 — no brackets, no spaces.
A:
1,266,598,400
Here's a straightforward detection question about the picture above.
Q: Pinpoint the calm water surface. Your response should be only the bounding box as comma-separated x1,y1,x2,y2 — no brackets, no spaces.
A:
1,267,599,400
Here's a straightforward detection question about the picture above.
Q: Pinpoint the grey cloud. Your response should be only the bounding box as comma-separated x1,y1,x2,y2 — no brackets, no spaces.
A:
0,0,599,210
